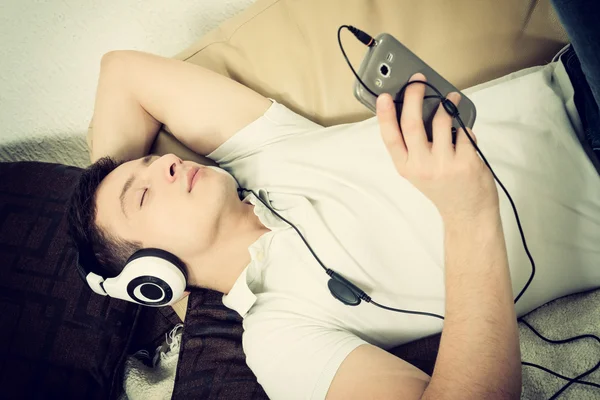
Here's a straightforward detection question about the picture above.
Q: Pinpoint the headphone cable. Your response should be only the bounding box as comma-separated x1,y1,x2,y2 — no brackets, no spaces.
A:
235,25,600,400
334,25,599,399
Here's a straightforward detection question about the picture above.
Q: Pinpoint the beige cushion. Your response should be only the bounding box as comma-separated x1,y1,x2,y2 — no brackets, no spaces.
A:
90,0,568,157
150,0,567,165
88,0,568,321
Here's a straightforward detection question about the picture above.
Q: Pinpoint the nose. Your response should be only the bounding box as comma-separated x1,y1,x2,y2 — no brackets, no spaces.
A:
160,154,183,183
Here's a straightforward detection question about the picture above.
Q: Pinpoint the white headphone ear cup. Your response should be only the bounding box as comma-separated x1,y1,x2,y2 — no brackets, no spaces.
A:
102,255,187,307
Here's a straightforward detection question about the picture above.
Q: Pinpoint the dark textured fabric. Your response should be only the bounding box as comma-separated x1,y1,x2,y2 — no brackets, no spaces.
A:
389,333,440,376
131,303,182,357
172,289,269,400
173,288,439,400
0,162,143,400
0,161,437,400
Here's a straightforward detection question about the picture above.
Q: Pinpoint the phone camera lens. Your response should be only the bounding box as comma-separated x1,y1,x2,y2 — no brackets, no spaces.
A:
379,64,390,77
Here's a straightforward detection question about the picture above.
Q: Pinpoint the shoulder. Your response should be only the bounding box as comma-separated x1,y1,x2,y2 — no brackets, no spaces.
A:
208,99,323,164
241,311,368,400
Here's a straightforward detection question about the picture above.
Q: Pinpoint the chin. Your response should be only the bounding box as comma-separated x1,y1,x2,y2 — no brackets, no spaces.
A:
205,166,240,189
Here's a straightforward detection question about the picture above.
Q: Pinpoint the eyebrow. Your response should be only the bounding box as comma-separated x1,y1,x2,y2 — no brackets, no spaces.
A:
119,155,154,218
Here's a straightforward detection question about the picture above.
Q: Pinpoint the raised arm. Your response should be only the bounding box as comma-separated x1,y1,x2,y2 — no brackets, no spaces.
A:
326,73,520,400
90,50,271,162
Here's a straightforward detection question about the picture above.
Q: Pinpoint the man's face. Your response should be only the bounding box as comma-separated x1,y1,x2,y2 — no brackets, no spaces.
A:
95,154,239,264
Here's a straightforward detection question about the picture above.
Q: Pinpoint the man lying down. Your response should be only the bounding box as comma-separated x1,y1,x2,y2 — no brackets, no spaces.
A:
67,47,600,399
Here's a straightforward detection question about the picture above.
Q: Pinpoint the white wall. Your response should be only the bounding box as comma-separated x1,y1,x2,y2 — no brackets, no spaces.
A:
0,0,254,167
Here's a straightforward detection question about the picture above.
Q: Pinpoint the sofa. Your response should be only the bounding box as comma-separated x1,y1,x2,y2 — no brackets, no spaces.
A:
7,0,600,399
146,0,570,331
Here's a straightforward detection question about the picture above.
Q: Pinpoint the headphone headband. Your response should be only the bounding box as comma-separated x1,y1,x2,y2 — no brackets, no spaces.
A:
127,248,188,280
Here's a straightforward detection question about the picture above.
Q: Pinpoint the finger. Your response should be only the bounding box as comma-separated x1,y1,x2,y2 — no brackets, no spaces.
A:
377,93,407,166
432,92,461,156
455,127,478,156
399,73,429,158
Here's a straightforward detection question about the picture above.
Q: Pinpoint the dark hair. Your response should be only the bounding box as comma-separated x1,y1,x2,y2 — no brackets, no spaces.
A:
67,156,142,278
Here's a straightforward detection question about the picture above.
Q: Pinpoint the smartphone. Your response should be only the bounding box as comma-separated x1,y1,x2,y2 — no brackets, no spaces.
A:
353,33,476,141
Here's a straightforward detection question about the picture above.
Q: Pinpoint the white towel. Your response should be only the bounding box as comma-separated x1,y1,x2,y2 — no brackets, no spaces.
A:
120,323,184,400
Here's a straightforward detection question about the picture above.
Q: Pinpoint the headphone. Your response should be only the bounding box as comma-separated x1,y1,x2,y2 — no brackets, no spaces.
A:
75,165,241,307
337,25,600,398
76,247,187,307
73,27,598,398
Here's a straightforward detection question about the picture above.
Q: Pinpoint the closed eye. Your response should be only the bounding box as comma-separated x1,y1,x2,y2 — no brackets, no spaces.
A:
140,188,148,208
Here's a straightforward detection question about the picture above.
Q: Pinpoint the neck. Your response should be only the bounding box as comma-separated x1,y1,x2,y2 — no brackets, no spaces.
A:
189,200,270,294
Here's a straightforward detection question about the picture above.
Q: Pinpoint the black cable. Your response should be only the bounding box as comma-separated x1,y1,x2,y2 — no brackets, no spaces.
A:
236,24,600,400
338,25,441,105
549,363,600,399
239,189,330,274
239,183,600,397
451,114,535,304
239,187,447,320
339,25,535,304
519,317,600,398
520,360,600,390
369,299,445,320
335,25,600,399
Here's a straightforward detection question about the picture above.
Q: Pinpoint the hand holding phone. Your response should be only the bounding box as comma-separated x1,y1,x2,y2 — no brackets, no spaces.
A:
375,73,498,221
353,33,476,142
